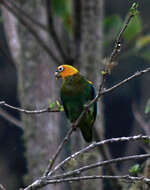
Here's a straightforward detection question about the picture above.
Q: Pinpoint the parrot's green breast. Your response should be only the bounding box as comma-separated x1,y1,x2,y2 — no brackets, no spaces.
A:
60,73,97,142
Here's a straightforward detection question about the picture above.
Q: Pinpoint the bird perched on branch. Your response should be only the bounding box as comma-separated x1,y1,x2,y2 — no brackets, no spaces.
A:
55,65,97,142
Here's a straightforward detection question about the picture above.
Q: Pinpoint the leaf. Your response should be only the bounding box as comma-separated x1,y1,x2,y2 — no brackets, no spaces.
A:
56,100,64,112
129,2,139,16
129,164,140,174
145,99,150,114
101,70,107,75
48,101,55,109
56,100,61,107
123,14,142,41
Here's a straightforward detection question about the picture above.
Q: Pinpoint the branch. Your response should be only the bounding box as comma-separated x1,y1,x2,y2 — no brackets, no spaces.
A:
5,65,149,116
23,175,150,190
0,107,22,128
49,135,150,177
46,175,150,184
0,101,60,114
45,0,67,61
51,153,150,180
109,9,134,62
1,0,61,64
101,67,150,95
5,0,47,31
72,0,82,60
24,151,150,190
43,127,74,176
0,184,6,190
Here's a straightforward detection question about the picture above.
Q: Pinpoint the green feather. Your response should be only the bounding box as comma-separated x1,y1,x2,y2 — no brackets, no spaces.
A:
60,73,97,142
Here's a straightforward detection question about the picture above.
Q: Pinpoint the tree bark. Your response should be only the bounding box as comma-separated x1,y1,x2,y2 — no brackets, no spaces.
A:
71,0,104,190
2,2,61,190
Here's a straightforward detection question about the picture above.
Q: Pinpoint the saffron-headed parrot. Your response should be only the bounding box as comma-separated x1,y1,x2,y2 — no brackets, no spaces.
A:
55,65,97,142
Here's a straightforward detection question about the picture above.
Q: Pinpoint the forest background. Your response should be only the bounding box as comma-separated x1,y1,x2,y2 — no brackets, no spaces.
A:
1,0,150,190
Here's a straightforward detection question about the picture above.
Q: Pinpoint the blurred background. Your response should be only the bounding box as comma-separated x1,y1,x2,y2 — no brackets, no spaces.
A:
0,0,150,190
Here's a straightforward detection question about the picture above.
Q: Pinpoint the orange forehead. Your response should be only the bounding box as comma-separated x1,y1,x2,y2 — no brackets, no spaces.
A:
57,65,79,79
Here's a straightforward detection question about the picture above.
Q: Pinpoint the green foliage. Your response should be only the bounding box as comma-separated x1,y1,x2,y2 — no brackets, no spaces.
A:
56,100,64,111
53,0,72,32
129,164,140,175
123,14,142,41
101,70,107,76
129,2,139,16
145,99,150,114
49,100,55,109
48,100,64,111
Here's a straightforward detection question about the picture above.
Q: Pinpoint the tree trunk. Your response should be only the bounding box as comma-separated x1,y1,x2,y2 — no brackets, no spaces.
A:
71,0,104,190
2,2,61,190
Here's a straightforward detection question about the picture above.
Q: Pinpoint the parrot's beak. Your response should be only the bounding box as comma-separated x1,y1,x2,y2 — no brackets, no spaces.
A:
55,71,61,79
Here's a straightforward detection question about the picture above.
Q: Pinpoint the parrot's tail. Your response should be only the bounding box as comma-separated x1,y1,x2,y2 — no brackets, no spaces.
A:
80,124,93,142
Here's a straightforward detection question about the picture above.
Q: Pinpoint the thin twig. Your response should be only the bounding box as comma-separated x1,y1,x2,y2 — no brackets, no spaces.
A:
23,150,150,190
46,175,150,184
0,101,60,114
43,127,74,176
43,91,101,176
1,0,61,64
72,0,82,61
110,13,134,62
5,0,47,31
45,0,67,61
101,67,150,96
49,135,150,176
23,175,150,190
0,107,22,128
50,153,150,180
43,67,150,179
0,184,6,190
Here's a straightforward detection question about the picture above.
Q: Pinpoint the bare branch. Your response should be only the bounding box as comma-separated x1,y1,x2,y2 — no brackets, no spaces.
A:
23,175,150,190
46,175,150,184
23,150,150,190
5,0,47,31
4,65,149,116
49,135,150,177
43,127,74,176
0,184,6,190
1,0,62,64
0,107,22,128
72,0,82,60
51,153,150,180
101,67,150,96
45,0,67,61
0,101,60,114
110,12,134,62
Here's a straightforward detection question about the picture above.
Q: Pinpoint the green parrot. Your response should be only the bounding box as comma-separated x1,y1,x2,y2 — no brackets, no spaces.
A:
55,65,97,142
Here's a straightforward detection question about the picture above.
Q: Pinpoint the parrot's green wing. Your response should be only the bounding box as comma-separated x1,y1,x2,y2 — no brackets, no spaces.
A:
79,84,97,142
60,74,97,142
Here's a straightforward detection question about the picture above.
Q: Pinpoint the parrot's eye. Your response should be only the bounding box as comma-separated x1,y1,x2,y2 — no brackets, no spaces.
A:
58,66,64,72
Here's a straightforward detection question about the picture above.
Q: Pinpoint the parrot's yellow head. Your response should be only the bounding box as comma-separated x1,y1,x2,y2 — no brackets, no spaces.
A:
55,65,79,79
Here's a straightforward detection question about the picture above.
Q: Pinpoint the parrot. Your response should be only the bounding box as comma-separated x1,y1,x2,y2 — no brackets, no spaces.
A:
55,65,97,142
